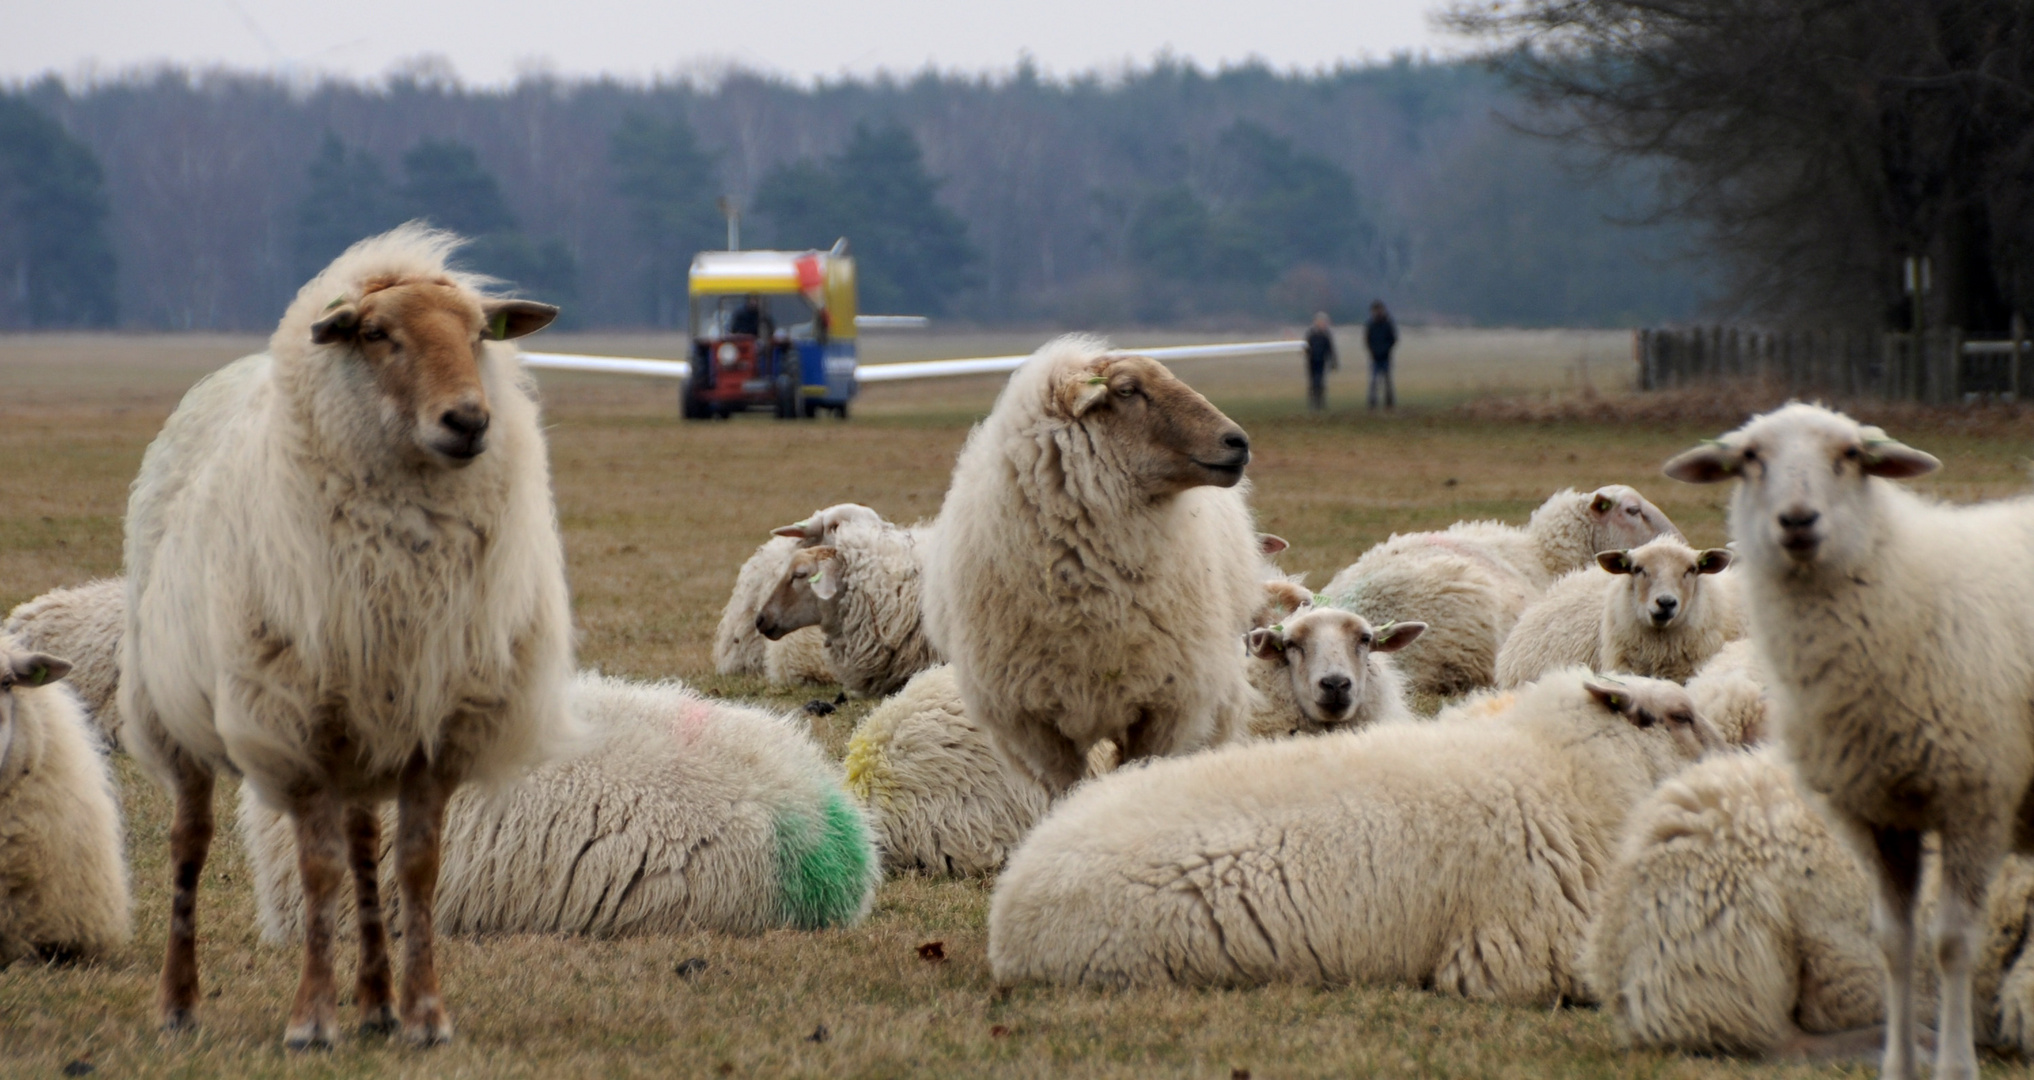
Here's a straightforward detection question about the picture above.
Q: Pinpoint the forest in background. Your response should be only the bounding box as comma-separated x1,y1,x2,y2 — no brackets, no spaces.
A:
1,56,1715,331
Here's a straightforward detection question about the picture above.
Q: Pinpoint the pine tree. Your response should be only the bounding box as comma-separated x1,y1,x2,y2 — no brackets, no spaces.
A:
0,94,116,328
609,113,722,326
292,133,405,282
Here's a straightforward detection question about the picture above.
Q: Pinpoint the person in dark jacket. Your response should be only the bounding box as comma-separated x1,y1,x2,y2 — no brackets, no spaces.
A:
1365,300,1398,410
1303,311,1338,411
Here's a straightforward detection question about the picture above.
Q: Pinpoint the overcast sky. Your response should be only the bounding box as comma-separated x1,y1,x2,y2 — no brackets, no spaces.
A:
18,0,1465,88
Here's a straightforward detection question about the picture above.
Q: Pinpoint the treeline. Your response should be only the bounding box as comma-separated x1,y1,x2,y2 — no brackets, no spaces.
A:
4,57,1713,331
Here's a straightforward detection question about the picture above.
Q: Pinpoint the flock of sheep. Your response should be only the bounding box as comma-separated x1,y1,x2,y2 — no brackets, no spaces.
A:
2,225,2031,1079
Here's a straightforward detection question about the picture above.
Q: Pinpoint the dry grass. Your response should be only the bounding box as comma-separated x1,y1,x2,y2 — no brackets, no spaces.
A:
2,330,2030,1077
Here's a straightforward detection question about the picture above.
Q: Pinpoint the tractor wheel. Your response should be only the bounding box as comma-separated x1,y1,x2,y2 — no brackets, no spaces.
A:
681,381,712,421
775,376,799,420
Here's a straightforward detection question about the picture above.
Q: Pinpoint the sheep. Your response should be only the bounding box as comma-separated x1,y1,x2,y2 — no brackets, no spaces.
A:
763,623,836,687
1325,486,1682,698
5,578,124,749
1243,607,1425,738
1583,746,2034,1060
987,667,1721,997
712,503,883,677
1663,402,2034,1080
1684,639,1771,747
921,335,1263,793
844,664,1051,877
242,672,879,941
1494,537,1741,688
0,640,127,967
120,225,573,1047
755,517,941,698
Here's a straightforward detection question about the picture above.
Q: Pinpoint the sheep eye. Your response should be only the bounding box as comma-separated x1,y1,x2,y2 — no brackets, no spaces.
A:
1114,384,1136,398
361,327,388,343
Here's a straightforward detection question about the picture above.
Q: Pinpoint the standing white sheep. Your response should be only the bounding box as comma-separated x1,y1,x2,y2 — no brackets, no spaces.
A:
0,640,126,966
755,518,940,697
121,225,573,1047
242,673,880,940
5,578,125,748
1663,401,2034,1080
1325,486,1682,697
711,503,882,678
1243,607,1424,738
1584,745,2034,1060
1495,537,1741,687
921,335,1263,791
988,667,1721,997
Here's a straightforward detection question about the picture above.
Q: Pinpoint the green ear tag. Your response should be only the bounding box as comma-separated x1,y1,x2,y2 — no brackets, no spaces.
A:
489,312,509,339
324,295,347,311
25,663,48,686
1086,376,1107,385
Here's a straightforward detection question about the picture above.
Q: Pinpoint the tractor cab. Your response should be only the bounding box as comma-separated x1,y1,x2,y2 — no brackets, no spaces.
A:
684,243,858,419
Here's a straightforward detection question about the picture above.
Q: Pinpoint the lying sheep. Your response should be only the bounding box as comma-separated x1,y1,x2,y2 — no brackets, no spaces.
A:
1244,607,1424,738
1326,486,1682,698
1495,537,1741,688
0,640,127,966
244,672,880,941
1684,639,1771,747
922,335,1263,792
988,667,1720,997
1665,402,2034,1080
712,503,882,677
123,225,573,1046
763,623,835,687
844,665,1051,877
1584,746,2034,1060
756,518,940,697
5,578,124,749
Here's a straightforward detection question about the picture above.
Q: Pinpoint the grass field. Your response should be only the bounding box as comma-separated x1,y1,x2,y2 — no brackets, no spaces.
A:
2,329,2031,1078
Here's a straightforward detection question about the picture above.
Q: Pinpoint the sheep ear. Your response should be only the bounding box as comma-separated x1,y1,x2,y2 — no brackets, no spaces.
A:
772,520,815,540
1258,534,1289,556
1067,374,1111,417
1663,443,1739,484
9,652,70,687
1861,438,1940,479
1597,550,1635,574
808,554,841,601
1245,627,1287,661
1372,621,1426,653
310,303,359,344
1696,548,1732,574
481,299,560,340
1590,491,1618,514
1583,680,1631,715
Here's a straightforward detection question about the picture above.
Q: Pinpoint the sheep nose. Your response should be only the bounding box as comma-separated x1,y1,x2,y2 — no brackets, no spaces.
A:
1654,596,1678,613
1318,674,1352,696
441,404,490,438
1221,431,1250,453
1777,508,1819,531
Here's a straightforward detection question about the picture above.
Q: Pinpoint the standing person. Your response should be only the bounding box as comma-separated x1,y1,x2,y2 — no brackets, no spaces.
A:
1365,300,1398,410
1303,311,1338,411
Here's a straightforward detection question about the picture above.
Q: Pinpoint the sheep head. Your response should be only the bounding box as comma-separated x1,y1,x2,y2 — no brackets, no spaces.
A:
1584,485,1683,553
1055,354,1250,495
1247,609,1424,728
1662,403,1938,574
1597,538,1730,630
0,647,70,778
1583,676,1721,759
756,545,837,640
309,278,556,467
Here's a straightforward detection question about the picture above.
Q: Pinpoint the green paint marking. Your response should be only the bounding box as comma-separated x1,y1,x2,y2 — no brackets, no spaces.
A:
775,789,874,929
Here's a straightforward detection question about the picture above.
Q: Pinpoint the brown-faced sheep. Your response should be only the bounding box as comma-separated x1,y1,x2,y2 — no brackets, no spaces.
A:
711,503,882,678
122,225,571,1048
755,518,940,698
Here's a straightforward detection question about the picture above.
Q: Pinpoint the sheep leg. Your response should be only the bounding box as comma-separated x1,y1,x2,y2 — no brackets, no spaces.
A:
157,763,215,1031
395,757,454,1046
284,796,345,1050
345,803,398,1035
1931,830,2003,1080
1863,825,1926,1080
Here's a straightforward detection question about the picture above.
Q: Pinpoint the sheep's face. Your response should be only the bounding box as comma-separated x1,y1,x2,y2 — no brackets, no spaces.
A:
1059,355,1250,495
772,503,883,548
1662,403,1938,574
0,649,71,779
310,281,557,467
757,546,835,640
1247,609,1425,727
1598,538,1730,630
1583,676,1721,760
1585,485,1683,553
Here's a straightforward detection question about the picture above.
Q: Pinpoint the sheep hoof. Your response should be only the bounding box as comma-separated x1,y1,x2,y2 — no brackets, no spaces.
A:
158,1008,198,1033
403,1012,454,1047
359,1005,400,1037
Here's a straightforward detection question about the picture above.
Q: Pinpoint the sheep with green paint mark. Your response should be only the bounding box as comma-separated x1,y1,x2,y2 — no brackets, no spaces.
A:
242,672,879,940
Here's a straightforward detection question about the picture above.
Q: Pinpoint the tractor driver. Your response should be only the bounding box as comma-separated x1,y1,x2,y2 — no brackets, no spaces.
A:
729,293,772,338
